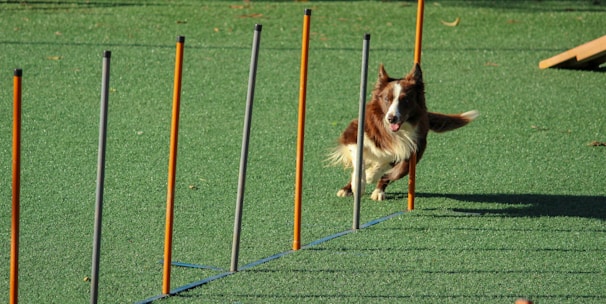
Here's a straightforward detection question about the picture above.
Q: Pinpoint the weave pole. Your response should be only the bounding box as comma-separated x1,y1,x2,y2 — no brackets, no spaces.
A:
162,35,185,295
408,0,425,211
90,50,111,304
293,8,311,251
10,69,22,304
413,0,425,65
231,24,263,272
353,34,370,230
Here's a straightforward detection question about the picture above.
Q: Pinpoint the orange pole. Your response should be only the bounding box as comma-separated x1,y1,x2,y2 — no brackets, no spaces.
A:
293,9,311,251
162,36,185,295
10,69,22,304
409,0,424,211
413,0,425,65
407,153,416,211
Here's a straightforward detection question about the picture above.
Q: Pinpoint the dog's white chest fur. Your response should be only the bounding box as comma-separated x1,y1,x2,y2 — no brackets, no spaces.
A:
344,122,418,184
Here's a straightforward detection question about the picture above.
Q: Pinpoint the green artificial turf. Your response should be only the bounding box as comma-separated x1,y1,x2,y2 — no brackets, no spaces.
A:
1,1,605,303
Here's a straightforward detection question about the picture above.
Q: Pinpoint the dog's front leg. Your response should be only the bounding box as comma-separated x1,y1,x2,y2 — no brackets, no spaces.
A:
371,160,410,201
350,159,366,198
370,184,388,201
337,145,365,197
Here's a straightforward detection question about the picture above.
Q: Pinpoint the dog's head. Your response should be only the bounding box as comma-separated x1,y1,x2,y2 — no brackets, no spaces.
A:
373,64,426,132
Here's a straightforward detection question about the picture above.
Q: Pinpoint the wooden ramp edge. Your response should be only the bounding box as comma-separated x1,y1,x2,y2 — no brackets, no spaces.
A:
539,35,606,70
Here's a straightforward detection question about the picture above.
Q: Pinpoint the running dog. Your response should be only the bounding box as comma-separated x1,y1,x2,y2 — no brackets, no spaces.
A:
330,63,478,201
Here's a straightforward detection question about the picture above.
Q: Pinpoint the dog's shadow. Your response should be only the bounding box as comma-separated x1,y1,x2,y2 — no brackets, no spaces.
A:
390,192,606,221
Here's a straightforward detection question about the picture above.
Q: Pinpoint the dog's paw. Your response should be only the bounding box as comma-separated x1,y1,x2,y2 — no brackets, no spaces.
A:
370,189,386,201
337,189,353,197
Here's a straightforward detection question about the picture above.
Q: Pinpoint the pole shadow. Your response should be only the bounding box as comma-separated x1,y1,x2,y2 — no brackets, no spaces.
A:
409,192,606,220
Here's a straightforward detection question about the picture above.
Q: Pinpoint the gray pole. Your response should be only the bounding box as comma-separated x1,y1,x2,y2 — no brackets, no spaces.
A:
91,50,110,304
353,34,370,230
231,24,262,272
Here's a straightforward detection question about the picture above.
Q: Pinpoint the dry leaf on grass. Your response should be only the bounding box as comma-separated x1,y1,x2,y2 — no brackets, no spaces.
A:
239,13,263,18
588,141,606,147
440,17,460,27
47,56,62,60
230,0,251,9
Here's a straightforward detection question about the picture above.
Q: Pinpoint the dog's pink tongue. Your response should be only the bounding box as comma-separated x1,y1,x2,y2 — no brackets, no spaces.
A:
390,123,401,132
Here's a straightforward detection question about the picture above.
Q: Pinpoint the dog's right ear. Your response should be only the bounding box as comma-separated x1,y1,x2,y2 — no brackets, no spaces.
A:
375,64,390,90
378,64,390,82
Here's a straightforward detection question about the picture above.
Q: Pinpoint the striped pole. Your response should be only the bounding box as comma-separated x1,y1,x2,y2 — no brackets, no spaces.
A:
90,50,111,304
353,34,370,230
162,36,185,295
293,8,311,251
10,68,22,304
408,0,425,211
231,24,263,272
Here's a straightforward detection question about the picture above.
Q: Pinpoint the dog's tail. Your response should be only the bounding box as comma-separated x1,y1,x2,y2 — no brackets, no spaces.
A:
428,110,479,133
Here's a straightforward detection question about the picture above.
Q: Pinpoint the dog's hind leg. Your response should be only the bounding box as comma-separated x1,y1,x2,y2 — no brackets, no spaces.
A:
337,173,366,197
337,182,353,197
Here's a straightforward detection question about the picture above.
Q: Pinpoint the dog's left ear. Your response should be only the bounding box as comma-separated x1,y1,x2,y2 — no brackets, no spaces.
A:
405,63,423,83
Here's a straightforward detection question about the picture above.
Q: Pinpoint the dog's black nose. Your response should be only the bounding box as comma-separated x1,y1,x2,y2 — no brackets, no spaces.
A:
387,114,397,123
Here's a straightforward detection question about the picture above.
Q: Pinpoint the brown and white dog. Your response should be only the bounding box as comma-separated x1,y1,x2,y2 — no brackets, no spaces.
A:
330,63,478,201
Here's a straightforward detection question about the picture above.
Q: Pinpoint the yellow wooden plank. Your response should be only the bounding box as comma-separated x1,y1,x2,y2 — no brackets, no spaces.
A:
539,35,606,70
575,35,606,61
539,50,577,69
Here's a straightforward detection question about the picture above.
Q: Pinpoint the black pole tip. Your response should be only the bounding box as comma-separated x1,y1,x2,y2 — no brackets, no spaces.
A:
254,24,262,31
177,36,185,43
364,33,371,40
304,8,312,15
14,69,22,77
103,50,111,58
